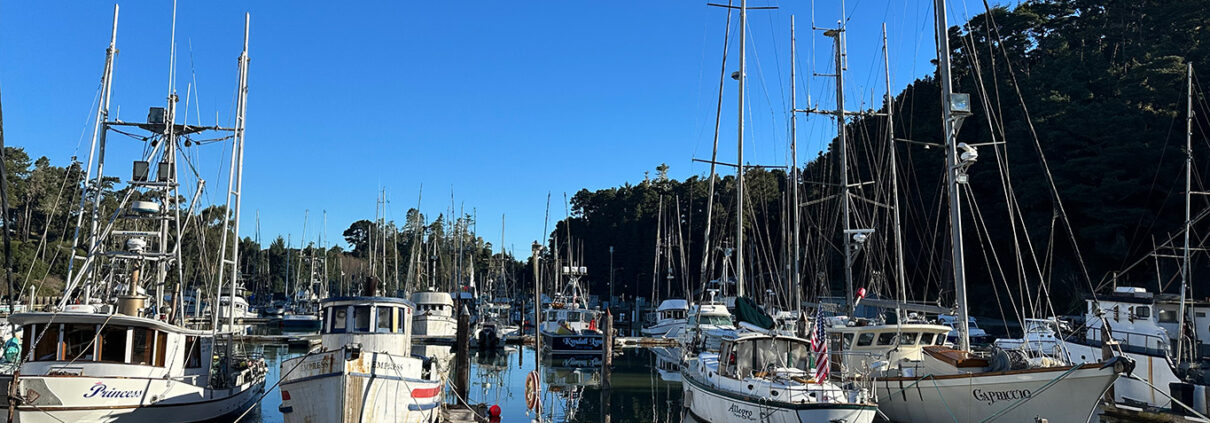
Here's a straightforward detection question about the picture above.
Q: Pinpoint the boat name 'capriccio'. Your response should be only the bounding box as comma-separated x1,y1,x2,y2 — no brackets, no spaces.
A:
972,388,1031,405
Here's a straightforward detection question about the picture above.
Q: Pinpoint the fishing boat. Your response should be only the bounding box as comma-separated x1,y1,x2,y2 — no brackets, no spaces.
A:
473,299,519,349
641,299,688,337
539,266,604,355
5,8,268,421
410,289,457,341
277,281,443,423
938,314,991,345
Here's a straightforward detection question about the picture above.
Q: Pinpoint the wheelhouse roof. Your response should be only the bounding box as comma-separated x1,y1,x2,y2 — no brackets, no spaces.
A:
656,299,689,311
321,296,416,308
8,311,212,336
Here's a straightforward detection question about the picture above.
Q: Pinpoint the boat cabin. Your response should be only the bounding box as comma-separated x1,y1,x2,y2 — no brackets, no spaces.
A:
11,312,214,385
655,299,689,322
829,323,953,378
320,296,415,353
716,334,814,380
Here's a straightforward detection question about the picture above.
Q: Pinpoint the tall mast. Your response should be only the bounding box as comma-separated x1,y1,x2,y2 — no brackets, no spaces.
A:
935,0,973,351
1178,62,1194,361
66,5,119,302
884,24,908,324
789,16,802,315
735,0,747,299
825,22,855,316
221,13,251,330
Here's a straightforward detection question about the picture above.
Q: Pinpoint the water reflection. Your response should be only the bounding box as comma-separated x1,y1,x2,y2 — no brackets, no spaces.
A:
244,340,684,423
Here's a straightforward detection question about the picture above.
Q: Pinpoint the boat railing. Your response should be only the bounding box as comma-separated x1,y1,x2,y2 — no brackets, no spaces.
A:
1074,327,1170,358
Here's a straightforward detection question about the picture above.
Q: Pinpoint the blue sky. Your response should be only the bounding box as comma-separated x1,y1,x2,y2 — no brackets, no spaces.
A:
0,0,1009,254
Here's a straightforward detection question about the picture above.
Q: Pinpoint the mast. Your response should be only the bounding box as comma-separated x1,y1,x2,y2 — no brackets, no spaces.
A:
735,0,747,299
1178,62,1194,362
883,24,908,324
824,22,856,316
789,16,802,316
222,13,251,330
66,5,118,302
935,0,973,351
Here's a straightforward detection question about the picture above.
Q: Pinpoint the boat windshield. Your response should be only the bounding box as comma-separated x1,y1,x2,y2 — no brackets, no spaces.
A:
690,315,732,326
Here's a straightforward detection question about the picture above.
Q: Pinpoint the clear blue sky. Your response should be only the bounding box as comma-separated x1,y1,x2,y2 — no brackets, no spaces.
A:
1,0,1009,254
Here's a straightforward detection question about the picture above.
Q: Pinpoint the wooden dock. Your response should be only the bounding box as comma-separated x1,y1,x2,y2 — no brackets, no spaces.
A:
441,403,488,422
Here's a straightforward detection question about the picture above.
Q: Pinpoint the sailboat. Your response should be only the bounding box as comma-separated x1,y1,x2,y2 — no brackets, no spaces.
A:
6,7,267,421
681,3,877,422
856,1,1129,421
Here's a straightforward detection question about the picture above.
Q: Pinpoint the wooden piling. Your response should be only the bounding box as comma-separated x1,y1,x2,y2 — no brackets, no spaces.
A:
455,305,470,404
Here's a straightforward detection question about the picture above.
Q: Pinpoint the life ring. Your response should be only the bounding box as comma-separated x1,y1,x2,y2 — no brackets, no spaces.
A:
524,370,540,410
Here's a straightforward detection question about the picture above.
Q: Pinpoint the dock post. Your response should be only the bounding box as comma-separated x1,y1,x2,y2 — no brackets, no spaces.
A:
602,310,613,422
455,305,470,404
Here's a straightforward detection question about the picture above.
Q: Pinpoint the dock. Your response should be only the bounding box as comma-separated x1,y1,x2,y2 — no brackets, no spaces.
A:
234,333,319,348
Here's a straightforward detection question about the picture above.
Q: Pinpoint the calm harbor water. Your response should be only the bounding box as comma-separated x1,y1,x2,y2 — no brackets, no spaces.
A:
246,341,684,423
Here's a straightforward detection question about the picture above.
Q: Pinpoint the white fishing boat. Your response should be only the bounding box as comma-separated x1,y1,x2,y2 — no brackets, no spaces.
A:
938,314,991,344
410,289,457,341
8,309,267,422
641,299,688,337
539,266,604,355
993,318,1067,356
277,293,443,423
5,7,270,421
473,300,519,349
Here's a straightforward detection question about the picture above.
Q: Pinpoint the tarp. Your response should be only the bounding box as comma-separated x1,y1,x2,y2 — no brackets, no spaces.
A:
734,296,775,331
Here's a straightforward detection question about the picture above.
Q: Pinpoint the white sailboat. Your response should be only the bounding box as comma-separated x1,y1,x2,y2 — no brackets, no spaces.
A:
858,1,1128,421
682,4,877,422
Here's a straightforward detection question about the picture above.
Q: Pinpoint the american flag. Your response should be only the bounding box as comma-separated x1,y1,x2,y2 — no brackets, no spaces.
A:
810,307,829,383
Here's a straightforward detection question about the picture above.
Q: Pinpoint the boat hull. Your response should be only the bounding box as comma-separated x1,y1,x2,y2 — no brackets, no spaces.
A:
682,372,876,423
540,331,604,354
1062,340,1206,413
874,363,1118,423
278,347,440,423
10,374,263,423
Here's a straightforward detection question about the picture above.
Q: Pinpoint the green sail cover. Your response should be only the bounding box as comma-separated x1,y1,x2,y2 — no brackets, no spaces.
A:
734,296,775,330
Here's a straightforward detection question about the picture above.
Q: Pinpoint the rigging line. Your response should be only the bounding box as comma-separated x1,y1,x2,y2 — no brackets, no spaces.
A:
964,186,1025,332
977,0,1097,296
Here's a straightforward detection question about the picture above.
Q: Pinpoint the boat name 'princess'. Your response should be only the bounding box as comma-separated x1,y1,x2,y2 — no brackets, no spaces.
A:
972,388,1031,405
83,383,143,399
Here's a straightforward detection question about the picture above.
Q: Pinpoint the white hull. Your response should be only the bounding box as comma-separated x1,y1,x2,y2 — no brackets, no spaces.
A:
1063,340,1206,413
682,370,875,423
279,348,441,423
875,364,1118,423
641,319,685,337
412,314,457,339
12,374,263,423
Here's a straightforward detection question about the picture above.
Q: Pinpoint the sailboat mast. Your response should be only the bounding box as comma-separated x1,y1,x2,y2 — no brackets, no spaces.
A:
883,24,908,324
935,0,971,351
1178,62,1194,361
735,0,747,299
225,13,250,329
789,16,802,315
825,23,855,316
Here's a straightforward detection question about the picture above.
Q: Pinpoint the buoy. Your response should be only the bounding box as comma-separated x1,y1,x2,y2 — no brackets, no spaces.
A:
488,404,501,417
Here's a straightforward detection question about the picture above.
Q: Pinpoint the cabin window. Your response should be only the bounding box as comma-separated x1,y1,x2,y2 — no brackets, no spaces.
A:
719,342,735,377
920,333,936,346
98,326,127,363
1159,308,1178,323
62,324,97,362
734,340,754,378
31,324,60,361
155,331,168,367
131,328,152,365
331,307,349,333
900,332,919,345
936,334,946,345
354,306,372,332
184,336,203,368
842,333,855,350
376,307,393,333
567,312,582,323
856,333,874,347
877,332,896,346
1134,306,1150,319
